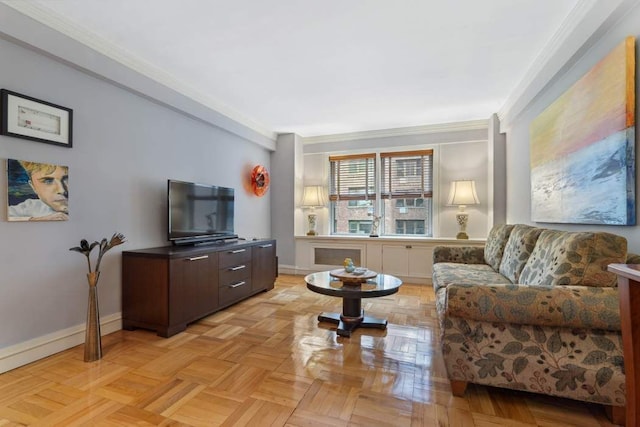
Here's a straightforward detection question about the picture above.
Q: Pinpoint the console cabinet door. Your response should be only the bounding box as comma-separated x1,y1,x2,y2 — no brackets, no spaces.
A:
252,241,277,292
122,255,169,330
381,244,432,279
169,252,219,326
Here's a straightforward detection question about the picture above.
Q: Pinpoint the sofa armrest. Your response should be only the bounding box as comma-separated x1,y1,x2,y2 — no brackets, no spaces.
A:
433,246,485,264
627,252,640,264
445,283,620,331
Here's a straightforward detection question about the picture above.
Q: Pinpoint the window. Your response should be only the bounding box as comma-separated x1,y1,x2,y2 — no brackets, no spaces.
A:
329,154,376,234
329,150,433,236
347,188,374,208
395,158,421,178
396,220,425,234
348,220,372,234
395,198,424,208
348,200,374,208
381,150,433,236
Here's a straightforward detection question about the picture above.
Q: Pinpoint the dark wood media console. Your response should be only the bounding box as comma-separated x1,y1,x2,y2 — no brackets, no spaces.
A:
122,239,277,337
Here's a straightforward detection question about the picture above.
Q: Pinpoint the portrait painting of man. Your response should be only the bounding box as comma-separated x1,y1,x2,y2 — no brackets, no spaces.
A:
7,158,69,221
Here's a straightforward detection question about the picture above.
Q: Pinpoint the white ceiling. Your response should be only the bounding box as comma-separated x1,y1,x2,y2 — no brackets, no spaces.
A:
9,0,580,138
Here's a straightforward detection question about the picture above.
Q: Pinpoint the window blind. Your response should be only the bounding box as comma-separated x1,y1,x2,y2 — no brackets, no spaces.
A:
380,150,433,199
329,153,376,201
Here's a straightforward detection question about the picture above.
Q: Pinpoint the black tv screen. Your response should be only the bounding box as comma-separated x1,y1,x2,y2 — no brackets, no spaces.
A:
168,179,236,245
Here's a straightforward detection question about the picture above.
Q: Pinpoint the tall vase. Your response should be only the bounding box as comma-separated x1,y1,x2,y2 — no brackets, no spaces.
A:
84,271,102,362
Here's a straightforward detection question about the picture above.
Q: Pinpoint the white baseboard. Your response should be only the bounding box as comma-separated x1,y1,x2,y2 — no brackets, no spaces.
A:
0,313,122,374
278,266,322,276
278,265,303,275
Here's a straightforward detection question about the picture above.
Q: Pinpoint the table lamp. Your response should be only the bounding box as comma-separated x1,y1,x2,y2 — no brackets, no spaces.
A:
300,185,326,236
447,180,479,239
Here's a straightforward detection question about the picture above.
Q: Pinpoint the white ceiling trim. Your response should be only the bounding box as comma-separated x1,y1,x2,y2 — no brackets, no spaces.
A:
497,0,635,131
301,119,488,145
1,0,276,141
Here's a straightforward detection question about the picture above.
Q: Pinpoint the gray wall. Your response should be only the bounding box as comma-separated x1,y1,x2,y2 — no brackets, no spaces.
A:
271,133,302,267
0,37,272,348
505,3,640,252
488,114,507,226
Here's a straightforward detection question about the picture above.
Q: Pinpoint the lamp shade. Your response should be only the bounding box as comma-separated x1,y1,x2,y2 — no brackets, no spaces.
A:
300,185,326,208
447,180,480,206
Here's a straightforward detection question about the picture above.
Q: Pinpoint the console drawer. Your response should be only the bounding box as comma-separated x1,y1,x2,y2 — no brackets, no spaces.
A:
219,247,252,268
219,277,252,306
219,263,251,287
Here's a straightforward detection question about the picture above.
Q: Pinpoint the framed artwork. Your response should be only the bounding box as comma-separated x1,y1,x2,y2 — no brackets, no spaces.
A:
530,36,635,225
1,89,73,147
7,159,69,221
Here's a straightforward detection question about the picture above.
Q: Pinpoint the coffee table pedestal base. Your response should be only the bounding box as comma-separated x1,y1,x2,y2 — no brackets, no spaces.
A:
317,297,387,337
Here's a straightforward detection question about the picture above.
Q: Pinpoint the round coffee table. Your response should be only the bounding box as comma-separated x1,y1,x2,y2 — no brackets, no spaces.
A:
305,271,403,337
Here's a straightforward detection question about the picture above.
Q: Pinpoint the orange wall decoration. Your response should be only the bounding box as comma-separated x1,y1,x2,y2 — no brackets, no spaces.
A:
251,165,270,197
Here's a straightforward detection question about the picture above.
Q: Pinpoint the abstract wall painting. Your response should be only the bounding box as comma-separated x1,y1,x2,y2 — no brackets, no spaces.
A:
530,36,635,225
7,159,69,221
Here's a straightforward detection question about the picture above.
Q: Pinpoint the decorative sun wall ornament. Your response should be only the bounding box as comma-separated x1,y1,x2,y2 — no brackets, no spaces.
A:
251,165,270,197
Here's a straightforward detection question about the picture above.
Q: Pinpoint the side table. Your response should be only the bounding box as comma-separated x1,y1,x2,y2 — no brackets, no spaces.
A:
608,263,640,426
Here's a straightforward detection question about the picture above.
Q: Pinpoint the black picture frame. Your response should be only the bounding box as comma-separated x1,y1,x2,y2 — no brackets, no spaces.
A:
1,89,73,148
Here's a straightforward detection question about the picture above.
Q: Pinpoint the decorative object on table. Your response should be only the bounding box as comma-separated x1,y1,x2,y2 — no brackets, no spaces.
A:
530,36,635,225
70,233,126,362
368,213,381,237
7,158,69,222
300,185,326,236
250,165,270,197
1,89,73,147
343,257,355,273
329,267,377,283
447,180,480,239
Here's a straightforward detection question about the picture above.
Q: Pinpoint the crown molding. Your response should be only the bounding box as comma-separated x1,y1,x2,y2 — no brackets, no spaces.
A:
301,119,489,144
497,0,637,131
1,0,276,142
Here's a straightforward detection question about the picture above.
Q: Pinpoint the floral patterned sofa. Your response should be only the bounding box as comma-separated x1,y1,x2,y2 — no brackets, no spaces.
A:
432,224,635,424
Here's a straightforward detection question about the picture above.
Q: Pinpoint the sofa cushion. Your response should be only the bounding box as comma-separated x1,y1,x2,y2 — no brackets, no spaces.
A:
445,283,621,330
432,262,511,294
519,230,627,287
483,224,515,271
433,246,485,264
498,224,544,283
433,262,512,315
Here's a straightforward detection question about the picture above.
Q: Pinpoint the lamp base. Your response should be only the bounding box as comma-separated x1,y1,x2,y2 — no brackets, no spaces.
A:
455,211,469,240
456,231,469,240
307,213,318,236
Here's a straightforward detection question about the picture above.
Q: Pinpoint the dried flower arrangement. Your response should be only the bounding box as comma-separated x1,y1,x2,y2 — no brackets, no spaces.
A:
70,232,126,361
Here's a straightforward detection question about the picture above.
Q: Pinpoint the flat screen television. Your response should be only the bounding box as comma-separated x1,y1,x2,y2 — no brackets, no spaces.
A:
168,179,236,245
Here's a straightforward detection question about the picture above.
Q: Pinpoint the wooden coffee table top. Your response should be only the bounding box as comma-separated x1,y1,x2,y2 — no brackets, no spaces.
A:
329,268,378,282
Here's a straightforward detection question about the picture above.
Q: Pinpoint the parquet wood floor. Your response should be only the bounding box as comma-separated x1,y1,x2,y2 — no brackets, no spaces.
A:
0,275,619,426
